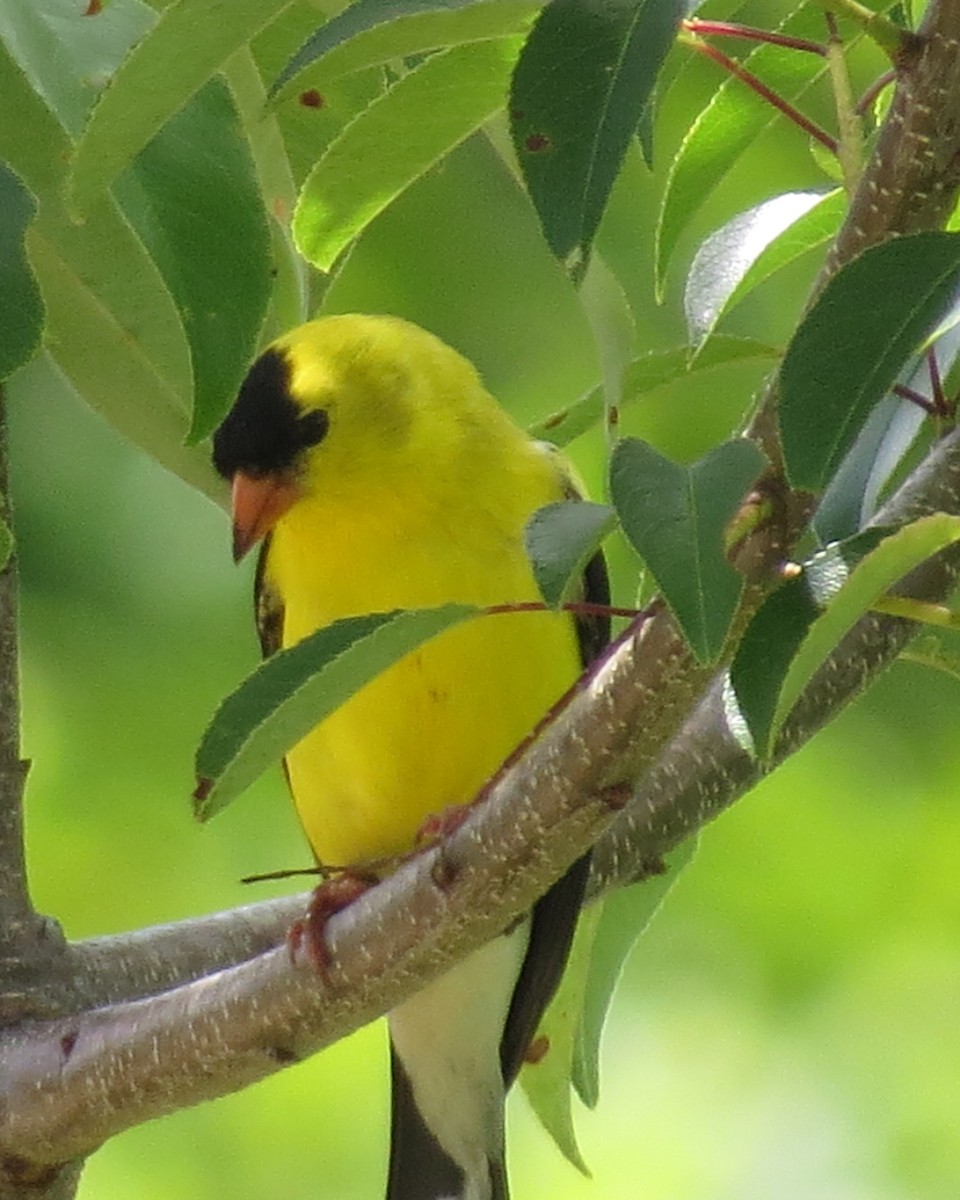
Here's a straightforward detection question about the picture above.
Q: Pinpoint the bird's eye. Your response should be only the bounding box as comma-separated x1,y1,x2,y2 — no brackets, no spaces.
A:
298,409,329,448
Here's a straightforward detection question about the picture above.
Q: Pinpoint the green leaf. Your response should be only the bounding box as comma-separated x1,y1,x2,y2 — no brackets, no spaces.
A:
901,633,960,682
779,232,960,491
814,395,925,542
574,837,697,1107
0,11,87,199
816,320,960,541
114,78,272,444
520,901,602,1174
685,189,844,352
609,437,766,661
26,204,217,501
731,516,960,758
68,0,295,214
529,337,779,447
270,0,540,99
657,8,828,291
292,38,520,271
0,0,152,139
194,604,478,820
0,162,43,380
579,252,636,419
510,0,683,265
221,48,307,339
525,501,615,607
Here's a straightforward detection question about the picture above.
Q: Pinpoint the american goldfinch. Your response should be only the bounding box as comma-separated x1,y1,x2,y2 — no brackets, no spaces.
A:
212,314,609,1200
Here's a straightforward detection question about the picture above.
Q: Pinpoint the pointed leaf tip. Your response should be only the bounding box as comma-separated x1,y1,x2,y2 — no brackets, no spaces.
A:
510,0,683,261
610,438,766,661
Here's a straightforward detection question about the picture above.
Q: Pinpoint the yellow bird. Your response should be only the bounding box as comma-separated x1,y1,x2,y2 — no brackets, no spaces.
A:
212,315,608,1200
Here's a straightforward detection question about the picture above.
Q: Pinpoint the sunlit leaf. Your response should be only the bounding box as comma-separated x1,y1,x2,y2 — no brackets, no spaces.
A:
270,0,540,99
194,605,477,820
657,7,828,292
731,516,960,758
685,189,843,351
293,38,520,271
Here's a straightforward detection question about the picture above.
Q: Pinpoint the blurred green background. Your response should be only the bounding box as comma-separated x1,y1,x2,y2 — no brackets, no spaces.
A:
9,30,960,1199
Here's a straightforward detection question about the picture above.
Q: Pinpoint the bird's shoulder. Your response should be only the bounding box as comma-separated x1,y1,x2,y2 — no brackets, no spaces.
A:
534,440,611,667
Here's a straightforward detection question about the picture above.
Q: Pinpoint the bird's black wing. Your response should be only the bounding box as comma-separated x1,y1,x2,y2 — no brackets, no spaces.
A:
499,533,610,1084
253,538,283,658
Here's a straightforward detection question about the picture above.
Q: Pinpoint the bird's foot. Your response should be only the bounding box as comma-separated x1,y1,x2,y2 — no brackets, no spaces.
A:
288,871,378,973
414,803,472,849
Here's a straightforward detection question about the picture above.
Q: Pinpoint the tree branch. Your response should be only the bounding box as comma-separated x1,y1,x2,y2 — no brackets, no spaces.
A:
4,415,960,1166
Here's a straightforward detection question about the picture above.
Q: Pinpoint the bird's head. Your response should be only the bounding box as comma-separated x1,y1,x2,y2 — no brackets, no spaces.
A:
212,315,482,562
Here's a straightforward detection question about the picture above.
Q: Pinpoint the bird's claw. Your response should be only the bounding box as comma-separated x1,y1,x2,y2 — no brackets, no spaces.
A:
288,871,377,974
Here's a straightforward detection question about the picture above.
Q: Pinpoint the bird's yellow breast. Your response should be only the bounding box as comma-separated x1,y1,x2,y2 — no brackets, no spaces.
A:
264,460,581,869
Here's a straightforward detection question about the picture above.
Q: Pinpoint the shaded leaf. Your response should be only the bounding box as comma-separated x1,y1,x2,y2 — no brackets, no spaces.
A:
0,8,94,198
731,516,960,758
114,78,272,443
685,189,843,351
529,337,779,447
610,437,766,661
814,394,925,541
0,0,151,139
811,314,960,541
520,901,602,1173
579,252,636,421
271,0,540,98
194,605,477,820
69,0,294,213
26,209,216,501
293,38,520,271
574,837,697,1107
0,162,43,380
780,232,960,491
510,0,683,265
526,501,615,607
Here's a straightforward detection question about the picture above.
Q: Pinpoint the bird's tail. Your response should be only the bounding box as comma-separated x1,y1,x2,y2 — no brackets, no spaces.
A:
386,1047,507,1200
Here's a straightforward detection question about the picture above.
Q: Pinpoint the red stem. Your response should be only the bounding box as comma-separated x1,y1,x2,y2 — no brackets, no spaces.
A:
683,19,827,57
892,382,937,415
689,38,838,154
855,68,897,116
485,600,643,620
926,347,949,417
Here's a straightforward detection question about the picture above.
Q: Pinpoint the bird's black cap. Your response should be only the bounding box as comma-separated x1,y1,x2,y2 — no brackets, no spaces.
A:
212,348,329,480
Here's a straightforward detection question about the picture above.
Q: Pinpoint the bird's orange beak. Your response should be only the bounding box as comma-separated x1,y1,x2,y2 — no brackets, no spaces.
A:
230,471,301,563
